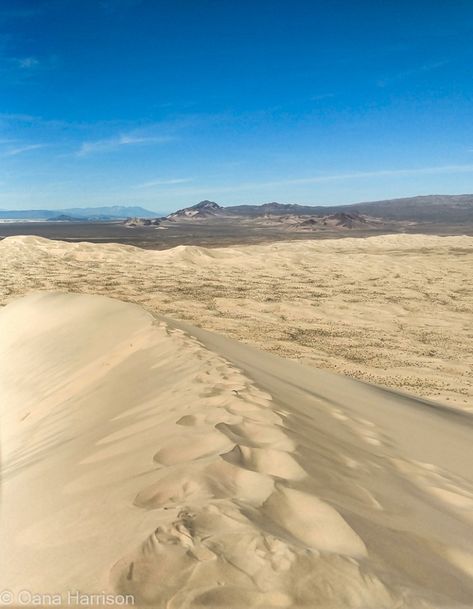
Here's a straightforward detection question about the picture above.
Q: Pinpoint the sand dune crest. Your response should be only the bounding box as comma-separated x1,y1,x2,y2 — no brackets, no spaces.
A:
1,292,473,607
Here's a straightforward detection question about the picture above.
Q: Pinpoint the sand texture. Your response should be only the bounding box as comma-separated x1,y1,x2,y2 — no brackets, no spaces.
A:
1,292,473,608
0,233,472,410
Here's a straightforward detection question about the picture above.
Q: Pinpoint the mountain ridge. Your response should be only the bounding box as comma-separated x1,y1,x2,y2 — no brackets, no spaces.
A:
167,194,473,223
0,205,162,221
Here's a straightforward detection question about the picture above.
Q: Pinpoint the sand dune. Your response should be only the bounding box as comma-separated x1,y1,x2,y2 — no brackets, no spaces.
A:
0,234,472,410
1,292,473,607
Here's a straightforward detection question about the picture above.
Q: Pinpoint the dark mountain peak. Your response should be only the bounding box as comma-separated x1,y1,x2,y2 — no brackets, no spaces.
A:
193,200,222,210
168,200,223,219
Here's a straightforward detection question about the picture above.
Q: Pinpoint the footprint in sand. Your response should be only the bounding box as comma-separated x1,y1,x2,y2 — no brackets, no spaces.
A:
221,445,306,480
262,485,367,557
216,420,296,451
153,431,234,465
134,459,275,509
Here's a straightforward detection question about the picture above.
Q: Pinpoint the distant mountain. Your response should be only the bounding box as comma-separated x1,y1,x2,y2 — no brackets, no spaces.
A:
168,200,223,219
259,210,384,231
65,206,162,219
167,200,315,219
321,211,369,228
333,195,473,222
48,214,84,222
227,202,322,216
167,195,473,223
0,206,162,221
0,209,55,220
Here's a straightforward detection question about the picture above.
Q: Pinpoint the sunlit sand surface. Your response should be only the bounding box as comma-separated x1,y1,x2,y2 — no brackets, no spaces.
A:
1,292,473,607
0,294,473,609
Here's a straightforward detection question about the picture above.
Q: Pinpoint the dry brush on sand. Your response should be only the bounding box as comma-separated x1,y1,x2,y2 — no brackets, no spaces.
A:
0,233,472,410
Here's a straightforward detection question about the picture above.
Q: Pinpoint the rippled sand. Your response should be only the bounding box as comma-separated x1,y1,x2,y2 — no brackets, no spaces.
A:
2,292,473,608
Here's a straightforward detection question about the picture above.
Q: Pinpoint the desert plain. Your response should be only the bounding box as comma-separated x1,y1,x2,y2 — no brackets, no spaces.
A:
1,233,472,409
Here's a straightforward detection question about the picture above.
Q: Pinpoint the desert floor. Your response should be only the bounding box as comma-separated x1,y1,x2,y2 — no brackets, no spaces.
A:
1,233,472,410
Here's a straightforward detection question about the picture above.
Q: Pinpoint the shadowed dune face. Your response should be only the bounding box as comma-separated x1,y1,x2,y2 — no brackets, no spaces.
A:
1,293,473,608
0,234,472,410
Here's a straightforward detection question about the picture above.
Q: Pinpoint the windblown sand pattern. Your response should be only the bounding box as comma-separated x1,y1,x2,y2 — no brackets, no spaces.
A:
1,234,472,409
2,293,473,607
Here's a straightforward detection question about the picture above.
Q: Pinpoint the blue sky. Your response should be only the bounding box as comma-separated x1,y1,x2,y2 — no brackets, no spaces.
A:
1,0,472,212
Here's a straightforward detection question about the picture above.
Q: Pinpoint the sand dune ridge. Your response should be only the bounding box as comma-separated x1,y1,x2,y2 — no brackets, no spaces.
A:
1,293,473,607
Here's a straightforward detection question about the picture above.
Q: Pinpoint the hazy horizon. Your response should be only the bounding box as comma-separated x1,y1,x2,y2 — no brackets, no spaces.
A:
2,192,473,217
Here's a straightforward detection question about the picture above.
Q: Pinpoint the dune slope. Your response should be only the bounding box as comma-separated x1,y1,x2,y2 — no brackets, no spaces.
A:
1,293,473,608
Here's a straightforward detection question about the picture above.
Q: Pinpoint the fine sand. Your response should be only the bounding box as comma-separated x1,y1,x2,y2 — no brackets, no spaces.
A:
0,234,472,410
1,292,473,608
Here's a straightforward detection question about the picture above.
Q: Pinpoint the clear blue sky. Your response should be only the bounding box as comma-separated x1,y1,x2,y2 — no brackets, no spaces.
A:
1,0,472,212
